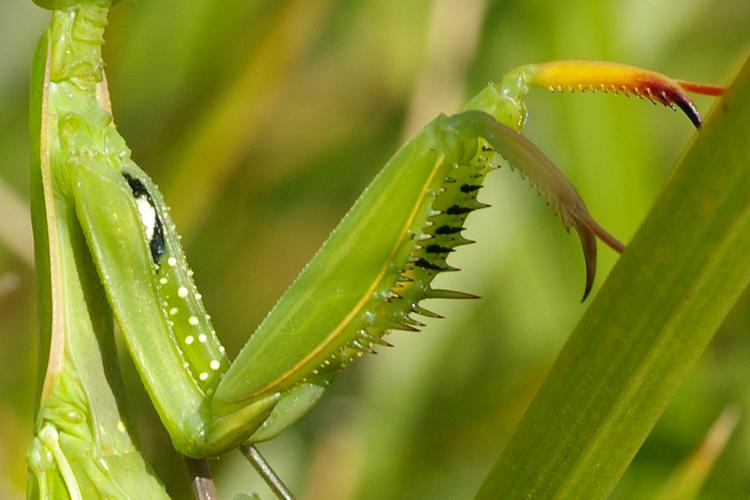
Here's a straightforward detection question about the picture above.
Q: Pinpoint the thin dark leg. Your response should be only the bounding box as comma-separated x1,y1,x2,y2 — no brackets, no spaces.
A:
240,444,295,500
186,457,219,500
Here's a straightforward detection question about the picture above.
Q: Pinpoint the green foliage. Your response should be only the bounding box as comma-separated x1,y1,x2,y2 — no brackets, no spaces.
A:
477,53,750,500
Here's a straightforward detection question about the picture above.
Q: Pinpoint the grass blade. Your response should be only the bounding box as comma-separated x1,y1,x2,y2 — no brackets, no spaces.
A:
655,406,740,500
476,53,750,499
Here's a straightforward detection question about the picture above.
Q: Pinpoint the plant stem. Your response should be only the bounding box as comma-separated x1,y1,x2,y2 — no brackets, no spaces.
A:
186,457,218,500
240,444,295,500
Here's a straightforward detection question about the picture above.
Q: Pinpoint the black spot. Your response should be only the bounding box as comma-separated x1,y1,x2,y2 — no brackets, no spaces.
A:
446,204,473,215
460,184,482,193
414,258,445,271
148,221,166,264
123,173,148,197
122,173,165,264
435,225,462,235
425,244,453,254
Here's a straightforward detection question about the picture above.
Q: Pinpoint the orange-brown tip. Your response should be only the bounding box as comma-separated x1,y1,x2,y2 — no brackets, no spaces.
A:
575,222,598,302
574,212,625,302
676,81,725,97
638,77,703,128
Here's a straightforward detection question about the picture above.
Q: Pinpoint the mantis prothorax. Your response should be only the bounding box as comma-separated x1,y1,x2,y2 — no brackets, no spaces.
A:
26,0,724,498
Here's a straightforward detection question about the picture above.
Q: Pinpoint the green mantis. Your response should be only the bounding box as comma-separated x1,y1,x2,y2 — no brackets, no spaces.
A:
26,0,724,498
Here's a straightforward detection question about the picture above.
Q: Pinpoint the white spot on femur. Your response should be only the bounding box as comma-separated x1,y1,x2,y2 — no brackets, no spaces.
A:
219,346,226,354
188,316,199,326
195,293,203,300
198,334,207,343
135,196,157,241
185,335,194,345
159,277,168,285
168,257,177,267
117,421,126,433
210,360,220,370
169,307,179,316
177,286,188,298
199,372,208,381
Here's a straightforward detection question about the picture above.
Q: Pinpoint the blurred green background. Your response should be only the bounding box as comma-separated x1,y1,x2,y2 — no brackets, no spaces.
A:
1,0,748,498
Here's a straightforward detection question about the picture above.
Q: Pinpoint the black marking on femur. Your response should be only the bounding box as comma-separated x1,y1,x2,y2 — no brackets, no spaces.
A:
425,244,453,254
446,205,473,215
414,258,445,271
435,225,463,235
122,173,165,264
460,184,482,193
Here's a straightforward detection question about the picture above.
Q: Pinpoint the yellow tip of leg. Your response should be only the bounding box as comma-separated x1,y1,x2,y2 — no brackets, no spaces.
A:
528,60,722,128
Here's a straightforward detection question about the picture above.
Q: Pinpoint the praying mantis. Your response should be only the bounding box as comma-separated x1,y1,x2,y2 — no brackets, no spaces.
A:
25,0,725,498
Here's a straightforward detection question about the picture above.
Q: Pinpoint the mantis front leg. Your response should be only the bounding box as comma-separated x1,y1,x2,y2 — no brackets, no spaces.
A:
29,0,723,497
75,63,717,451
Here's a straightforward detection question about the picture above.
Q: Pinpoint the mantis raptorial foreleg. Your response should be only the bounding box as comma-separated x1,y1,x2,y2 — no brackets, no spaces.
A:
27,0,723,498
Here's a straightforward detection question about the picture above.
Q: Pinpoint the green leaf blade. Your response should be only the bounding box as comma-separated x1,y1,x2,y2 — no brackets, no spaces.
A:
476,53,750,500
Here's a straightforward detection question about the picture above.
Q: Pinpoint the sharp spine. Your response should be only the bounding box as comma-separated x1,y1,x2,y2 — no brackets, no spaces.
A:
452,236,476,247
427,288,480,300
358,330,393,347
379,320,420,332
411,304,443,318
435,225,463,235
399,314,426,327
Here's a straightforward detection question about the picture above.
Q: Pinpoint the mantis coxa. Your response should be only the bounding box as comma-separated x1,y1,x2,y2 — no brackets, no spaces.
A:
25,0,724,498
